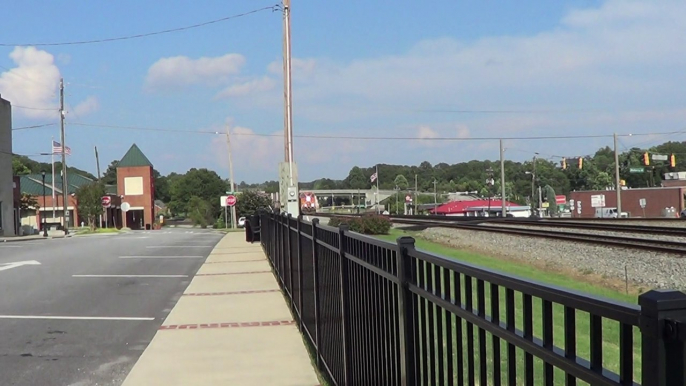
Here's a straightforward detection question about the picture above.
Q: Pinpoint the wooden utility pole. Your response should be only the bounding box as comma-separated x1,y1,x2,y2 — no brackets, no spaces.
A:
226,126,237,229
500,139,506,216
95,146,101,180
614,132,622,216
59,78,69,234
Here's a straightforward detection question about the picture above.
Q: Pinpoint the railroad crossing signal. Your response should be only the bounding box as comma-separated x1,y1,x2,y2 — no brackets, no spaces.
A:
670,153,676,168
642,152,650,166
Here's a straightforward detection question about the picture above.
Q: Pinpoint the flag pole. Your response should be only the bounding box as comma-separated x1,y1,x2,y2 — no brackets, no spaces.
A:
376,164,380,214
51,137,56,219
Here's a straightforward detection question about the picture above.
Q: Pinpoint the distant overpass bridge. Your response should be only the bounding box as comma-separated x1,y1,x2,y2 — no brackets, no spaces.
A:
306,189,399,206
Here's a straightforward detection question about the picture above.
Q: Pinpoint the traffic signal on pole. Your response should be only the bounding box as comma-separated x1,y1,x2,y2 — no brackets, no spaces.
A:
561,158,566,169
578,157,583,169
643,152,650,166
670,153,676,168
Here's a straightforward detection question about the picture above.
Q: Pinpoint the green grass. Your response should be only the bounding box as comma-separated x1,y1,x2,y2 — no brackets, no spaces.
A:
376,229,641,385
74,227,121,235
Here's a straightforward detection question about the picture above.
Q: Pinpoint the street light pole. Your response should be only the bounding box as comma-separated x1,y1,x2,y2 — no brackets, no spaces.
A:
41,172,47,237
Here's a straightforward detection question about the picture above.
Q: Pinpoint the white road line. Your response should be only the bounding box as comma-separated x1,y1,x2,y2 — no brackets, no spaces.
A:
146,246,213,248
72,274,189,278
118,256,204,259
0,315,154,321
0,245,22,248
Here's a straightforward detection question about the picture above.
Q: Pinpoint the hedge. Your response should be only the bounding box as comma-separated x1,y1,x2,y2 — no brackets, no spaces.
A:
327,214,391,235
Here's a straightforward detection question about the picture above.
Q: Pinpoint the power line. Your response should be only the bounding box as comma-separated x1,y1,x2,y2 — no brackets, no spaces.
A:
0,5,278,47
12,123,57,131
12,105,59,111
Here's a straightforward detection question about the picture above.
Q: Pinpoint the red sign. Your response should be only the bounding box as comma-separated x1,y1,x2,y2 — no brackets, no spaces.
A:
405,195,412,202
226,195,237,207
555,195,567,205
101,196,111,208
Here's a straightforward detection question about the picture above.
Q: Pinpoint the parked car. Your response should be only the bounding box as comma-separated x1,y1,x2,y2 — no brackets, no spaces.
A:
238,217,246,228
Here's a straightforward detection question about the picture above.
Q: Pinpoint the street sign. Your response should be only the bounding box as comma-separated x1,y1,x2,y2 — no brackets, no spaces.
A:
629,167,645,173
591,194,605,208
226,195,237,207
121,202,131,212
405,195,412,203
652,154,668,161
555,195,566,205
639,198,646,208
101,196,111,208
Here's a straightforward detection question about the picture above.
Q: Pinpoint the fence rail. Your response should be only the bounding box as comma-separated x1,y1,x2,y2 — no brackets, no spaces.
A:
254,211,686,386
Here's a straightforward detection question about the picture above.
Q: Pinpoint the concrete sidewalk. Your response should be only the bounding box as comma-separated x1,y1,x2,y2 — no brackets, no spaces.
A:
122,232,320,386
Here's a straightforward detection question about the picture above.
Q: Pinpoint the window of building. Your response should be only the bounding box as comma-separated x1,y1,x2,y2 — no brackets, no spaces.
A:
124,177,144,195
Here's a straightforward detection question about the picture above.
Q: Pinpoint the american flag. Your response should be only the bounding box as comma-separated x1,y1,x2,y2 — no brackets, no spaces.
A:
370,172,377,182
52,140,71,155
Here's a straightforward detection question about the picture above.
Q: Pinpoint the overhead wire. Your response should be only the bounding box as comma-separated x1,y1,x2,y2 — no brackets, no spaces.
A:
0,5,279,47
12,123,57,131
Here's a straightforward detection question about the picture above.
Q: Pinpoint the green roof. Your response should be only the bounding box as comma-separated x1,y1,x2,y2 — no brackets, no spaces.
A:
21,172,94,196
117,144,153,168
105,184,118,194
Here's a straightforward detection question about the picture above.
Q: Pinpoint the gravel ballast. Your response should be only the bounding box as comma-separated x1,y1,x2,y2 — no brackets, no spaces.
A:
415,226,686,290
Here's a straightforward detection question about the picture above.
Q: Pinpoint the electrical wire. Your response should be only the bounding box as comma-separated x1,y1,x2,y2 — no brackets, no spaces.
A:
12,105,59,111
12,123,57,131
0,5,279,47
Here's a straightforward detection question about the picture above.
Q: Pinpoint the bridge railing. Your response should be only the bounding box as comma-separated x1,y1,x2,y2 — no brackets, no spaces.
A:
256,211,686,386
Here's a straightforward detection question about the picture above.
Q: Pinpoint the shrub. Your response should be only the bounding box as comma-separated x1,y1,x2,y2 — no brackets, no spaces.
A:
327,214,391,235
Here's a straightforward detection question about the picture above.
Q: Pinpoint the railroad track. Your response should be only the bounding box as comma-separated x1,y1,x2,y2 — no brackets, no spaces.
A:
484,218,686,236
316,213,686,256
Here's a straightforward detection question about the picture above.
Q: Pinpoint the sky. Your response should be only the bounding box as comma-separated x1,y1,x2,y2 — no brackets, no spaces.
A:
2,0,686,183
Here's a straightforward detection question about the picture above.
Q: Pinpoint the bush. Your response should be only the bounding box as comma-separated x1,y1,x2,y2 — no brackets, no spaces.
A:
327,214,391,235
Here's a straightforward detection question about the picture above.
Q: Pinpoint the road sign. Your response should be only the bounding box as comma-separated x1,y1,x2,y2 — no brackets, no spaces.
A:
639,198,646,208
652,154,668,161
555,195,566,205
121,202,131,212
405,195,412,203
101,196,111,208
591,194,605,208
629,167,645,173
226,195,237,207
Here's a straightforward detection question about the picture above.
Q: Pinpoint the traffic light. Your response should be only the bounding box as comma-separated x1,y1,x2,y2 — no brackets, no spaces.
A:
578,157,583,169
642,152,650,166
670,153,676,168
561,158,567,170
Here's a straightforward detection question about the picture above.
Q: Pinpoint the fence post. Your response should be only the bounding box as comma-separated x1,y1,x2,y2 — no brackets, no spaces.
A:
338,224,352,385
639,289,686,386
286,213,293,299
297,215,304,330
311,218,322,370
396,236,417,386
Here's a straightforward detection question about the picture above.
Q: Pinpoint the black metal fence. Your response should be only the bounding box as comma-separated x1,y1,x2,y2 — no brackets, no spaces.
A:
255,212,686,386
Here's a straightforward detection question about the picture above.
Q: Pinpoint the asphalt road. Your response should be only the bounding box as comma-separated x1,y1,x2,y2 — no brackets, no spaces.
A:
0,228,225,386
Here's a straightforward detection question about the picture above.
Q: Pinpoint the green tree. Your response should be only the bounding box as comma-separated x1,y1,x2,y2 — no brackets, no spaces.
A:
393,174,409,190
75,182,106,231
12,158,30,175
101,161,118,185
345,167,368,189
235,190,274,219
187,196,214,228
168,168,228,216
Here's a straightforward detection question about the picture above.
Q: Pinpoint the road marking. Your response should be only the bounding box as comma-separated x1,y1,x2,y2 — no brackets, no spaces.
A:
0,315,154,321
146,246,213,248
72,274,188,278
119,256,204,259
0,245,22,248
0,260,40,271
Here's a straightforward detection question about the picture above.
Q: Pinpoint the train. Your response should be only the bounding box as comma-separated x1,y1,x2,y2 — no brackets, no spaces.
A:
300,191,319,214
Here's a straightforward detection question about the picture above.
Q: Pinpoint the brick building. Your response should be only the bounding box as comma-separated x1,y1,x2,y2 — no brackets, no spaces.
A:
116,144,155,230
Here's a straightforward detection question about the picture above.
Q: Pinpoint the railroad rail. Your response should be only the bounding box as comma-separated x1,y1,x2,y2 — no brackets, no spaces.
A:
315,213,686,255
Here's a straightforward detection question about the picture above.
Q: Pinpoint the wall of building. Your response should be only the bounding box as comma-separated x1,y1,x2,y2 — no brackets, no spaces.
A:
569,187,684,218
0,96,14,236
117,166,154,229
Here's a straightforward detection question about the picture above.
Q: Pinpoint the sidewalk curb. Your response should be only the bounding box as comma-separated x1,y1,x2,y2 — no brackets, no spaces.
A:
0,236,47,243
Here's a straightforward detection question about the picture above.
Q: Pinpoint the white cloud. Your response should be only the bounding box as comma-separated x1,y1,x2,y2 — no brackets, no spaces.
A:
145,53,245,91
216,76,276,99
211,125,282,172
71,96,99,117
0,46,60,119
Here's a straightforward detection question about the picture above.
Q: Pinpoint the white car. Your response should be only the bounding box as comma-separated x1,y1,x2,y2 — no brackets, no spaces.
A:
238,217,246,228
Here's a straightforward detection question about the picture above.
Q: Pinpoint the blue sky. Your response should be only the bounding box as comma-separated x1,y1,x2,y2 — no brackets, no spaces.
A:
2,0,685,183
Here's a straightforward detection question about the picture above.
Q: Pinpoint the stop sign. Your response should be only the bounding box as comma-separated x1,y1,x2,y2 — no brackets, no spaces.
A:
226,195,237,207
101,196,111,208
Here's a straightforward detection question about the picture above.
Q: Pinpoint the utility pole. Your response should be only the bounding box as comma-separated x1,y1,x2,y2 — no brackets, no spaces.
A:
59,78,69,235
283,0,294,183
613,132,622,216
500,139,506,217
433,179,437,213
95,146,101,180
226,126,237,229
414,174,418,215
